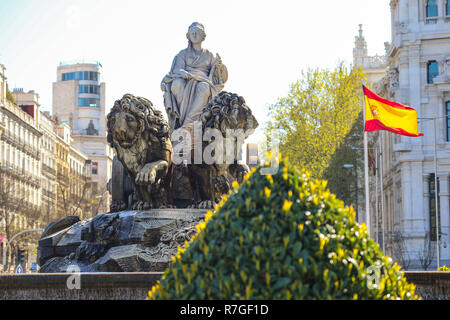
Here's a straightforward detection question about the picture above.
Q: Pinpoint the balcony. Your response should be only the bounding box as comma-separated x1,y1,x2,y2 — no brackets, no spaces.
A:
42,163,57,177
0,160,41,187
1,100,36,128
0,130,40,159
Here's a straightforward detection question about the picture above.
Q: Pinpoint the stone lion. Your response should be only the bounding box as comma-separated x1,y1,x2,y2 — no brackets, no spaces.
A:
107,94,173,209
185,91,259,208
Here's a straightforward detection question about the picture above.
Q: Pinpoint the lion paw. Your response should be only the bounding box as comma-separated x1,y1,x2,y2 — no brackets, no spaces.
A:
132,201,153,210
135,163,157,186
197,200,216,209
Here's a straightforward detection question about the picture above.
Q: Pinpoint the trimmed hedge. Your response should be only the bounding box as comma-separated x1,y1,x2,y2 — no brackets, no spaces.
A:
148,157,418,300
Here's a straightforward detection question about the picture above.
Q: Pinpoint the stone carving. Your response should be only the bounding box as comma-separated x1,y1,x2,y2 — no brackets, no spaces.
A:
38,209,206,272
40,216,80,239
192,91,259,205
435,57,450,83
37,23,262,273
108,157,135,212
105,23,258,210
107,94,173,209
376,66,399,99
161,22,228,132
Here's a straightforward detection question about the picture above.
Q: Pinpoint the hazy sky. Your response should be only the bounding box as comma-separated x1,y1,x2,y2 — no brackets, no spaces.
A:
0,0,391,143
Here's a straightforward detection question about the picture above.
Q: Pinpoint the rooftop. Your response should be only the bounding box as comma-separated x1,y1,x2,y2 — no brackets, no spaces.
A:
59,60,102,68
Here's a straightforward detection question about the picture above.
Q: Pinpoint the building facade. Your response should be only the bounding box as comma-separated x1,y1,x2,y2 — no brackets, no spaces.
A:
0,68,43,269
0,62,96,270
355,0,450,269
39,111,58,224
52,61,112,212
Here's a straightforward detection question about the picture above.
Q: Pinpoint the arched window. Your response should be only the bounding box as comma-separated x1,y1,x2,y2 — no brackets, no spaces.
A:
426,0,438,17
427,61,439,84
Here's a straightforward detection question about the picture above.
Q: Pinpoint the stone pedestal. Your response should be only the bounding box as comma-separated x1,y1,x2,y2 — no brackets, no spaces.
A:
37,209,206,273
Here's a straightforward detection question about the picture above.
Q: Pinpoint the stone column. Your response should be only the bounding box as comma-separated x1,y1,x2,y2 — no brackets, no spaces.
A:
438,174,450,263
398,0,409,23
438,0,446,22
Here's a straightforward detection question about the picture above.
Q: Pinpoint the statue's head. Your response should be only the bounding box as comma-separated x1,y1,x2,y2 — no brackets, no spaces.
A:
186,22,206,46
107,94,169,149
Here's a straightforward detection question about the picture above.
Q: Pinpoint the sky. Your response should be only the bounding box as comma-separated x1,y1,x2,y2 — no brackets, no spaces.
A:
0,0,392,144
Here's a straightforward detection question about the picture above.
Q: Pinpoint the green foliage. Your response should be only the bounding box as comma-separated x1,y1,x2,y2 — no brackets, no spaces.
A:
322,112,364,211
438,265,450,271
148,158,418,300
6,87,15,104
266,62,366,179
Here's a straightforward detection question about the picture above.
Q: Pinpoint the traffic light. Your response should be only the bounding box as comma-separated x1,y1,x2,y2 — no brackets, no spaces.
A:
17,248,26,265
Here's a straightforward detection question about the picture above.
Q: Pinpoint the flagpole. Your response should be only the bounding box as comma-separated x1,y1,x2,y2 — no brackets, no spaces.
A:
433,117,440,269
375,147,379,245
379,133,385,253
363,85,371,236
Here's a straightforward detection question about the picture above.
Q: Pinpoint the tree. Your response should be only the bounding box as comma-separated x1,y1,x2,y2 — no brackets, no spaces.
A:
57,178,92,220
390,231,411,271
90,185,110,217
418,232,435,271
0,172,42,270
6,87,15,104
322,112,364,212
148,158,418,300
266,62,366,179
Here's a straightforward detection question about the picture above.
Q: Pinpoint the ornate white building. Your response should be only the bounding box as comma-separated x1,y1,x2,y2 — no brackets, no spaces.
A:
355,0,450,269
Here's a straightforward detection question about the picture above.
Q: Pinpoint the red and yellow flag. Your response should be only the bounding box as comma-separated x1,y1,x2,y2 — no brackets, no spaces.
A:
363,85,423,137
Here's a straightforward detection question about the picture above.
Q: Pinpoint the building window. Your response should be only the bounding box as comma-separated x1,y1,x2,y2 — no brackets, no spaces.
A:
92,162,98,175
447,0,450,15
62,71,99,82
79,85,99,94
78,98,100,107
427,61,439,84
429,174,441,241
427,0,438,17
426,0,438,23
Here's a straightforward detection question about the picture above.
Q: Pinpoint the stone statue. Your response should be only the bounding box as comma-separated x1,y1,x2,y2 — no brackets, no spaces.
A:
37,23,262,273
183,92,258,208
436,57,450,83
86,119,98,136
376,66,399,99
107,94,173,209
161,22,228,132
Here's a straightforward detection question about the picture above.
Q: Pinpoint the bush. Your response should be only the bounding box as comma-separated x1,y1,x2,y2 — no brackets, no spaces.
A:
148,156,418,300
6,87,15,104
438,265,450,271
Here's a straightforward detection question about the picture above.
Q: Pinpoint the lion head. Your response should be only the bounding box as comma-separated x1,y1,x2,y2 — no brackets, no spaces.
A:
107,94,170,149
201,91,259,138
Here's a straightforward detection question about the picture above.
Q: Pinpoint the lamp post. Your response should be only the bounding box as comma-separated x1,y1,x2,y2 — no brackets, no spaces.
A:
344,164,358,221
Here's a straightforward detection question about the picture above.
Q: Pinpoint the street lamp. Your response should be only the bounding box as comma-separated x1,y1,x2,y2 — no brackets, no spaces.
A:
343,164,358,221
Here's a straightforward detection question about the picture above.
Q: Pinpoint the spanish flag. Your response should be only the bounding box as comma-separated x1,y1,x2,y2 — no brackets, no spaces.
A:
363,85,423,137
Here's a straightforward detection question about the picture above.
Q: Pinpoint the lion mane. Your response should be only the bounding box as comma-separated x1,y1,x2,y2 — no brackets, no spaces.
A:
107,94,170,148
